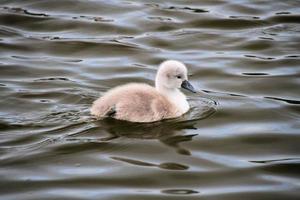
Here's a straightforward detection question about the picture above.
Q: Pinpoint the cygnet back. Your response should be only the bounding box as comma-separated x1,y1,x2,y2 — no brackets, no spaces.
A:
91,83,179,122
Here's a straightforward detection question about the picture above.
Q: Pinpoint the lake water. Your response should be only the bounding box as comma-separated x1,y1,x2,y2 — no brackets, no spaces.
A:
0,0,300,199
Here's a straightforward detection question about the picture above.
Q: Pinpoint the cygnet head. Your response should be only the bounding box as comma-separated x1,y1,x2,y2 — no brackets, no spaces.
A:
155,60,196,93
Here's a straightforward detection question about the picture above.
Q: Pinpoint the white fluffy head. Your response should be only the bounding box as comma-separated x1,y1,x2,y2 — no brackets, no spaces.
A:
155,60,188,90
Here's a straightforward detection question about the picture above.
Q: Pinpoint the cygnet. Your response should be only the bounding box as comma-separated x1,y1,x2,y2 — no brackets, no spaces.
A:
90,60,196,122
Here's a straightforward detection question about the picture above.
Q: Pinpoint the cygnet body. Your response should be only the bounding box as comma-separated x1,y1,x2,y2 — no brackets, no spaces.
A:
90,60,196,122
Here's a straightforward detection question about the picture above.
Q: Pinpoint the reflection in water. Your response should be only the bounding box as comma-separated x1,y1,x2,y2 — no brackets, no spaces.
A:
83,97,216,155
111,156,189,170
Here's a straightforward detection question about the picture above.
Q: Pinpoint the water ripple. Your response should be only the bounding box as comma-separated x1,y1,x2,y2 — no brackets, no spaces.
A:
0,0,299,199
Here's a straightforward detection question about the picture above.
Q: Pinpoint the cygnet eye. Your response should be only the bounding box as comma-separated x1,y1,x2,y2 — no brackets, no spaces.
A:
176,75,182,79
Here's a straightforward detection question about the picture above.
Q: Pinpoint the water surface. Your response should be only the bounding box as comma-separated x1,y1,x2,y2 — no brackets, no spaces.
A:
0,0,300,199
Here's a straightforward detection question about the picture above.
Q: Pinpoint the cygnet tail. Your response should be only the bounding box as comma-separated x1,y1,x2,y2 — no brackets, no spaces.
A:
90,98,116,118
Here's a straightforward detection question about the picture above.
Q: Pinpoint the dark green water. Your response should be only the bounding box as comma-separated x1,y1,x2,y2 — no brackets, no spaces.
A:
0,0,300,199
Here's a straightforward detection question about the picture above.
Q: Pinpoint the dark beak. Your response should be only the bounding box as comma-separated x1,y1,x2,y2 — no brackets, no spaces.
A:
181,80,196,93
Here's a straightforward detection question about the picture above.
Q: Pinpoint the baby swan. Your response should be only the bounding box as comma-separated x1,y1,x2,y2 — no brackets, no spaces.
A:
90,60,196,122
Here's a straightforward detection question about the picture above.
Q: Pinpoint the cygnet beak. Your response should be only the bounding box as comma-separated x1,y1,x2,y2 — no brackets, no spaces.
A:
181,80,196,93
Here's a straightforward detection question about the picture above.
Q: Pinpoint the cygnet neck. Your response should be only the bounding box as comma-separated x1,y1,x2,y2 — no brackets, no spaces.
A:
155,84,189,114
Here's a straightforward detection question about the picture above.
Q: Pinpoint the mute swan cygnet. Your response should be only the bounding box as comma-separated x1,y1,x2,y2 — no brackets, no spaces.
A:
90,60,196,122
